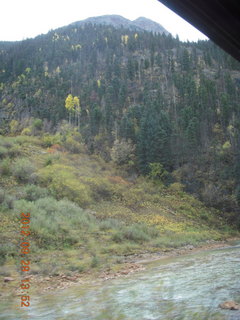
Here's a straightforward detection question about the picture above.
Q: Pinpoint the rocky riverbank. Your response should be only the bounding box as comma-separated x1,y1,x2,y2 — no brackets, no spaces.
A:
1,237,239,298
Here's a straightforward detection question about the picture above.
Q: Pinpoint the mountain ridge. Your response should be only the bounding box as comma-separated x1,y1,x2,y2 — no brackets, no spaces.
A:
72,14,170,35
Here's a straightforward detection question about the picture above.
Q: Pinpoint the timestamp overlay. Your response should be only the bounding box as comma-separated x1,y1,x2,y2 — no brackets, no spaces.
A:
18,212,31,318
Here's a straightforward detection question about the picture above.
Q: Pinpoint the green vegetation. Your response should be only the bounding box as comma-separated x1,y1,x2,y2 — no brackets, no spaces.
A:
12,158,36,182
0,22,240,219
0,21,240,287
0,135,238,281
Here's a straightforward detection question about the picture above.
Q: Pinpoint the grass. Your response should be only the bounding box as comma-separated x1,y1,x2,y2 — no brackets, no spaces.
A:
0,134,238,285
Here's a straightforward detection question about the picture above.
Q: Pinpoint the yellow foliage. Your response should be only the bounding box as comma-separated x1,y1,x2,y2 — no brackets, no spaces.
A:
9,120,19,134
73,97,80,109
65,94,74,111
227,124,235,136
121,35,129,45
168,182,185,194
65,94,80,113
25,67,31,74
222,141,231,150
39,164,92,207
135,214,186,232
51,177,91,207
21,127,31,136
213,123,222,135
42,134,62,147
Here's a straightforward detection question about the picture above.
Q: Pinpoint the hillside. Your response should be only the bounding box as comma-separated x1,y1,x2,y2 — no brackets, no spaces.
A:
0,133,237,293
0,16,240,230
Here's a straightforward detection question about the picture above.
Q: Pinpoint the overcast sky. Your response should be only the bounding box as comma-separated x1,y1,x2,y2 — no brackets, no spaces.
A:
0,0,208,42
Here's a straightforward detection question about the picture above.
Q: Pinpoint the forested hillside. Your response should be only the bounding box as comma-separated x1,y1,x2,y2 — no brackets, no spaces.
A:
1,16,240,222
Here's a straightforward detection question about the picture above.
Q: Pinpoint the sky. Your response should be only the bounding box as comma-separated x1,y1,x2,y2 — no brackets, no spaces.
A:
0,0,208,42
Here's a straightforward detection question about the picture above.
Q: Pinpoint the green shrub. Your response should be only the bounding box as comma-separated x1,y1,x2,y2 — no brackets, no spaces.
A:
0,146,7,158
0,188,5,204
67,264,86,273
43,154,60,167
9,120,19,135
123,225,151,242
42,134,62,148
3,194,15,209
0,137,21,158
99,218,123,231
151,231,212,249
14,135,39,145
168,182,185,194
64,136,84,153
91,255,100,268
39,164,92,207
81,177,115,201
112,224,155,243
112,231,125,243
50,178,92,207
21,127,32,136
23,184,49,201
0,158,11,175
113,222,160,244
148,162,168,182
8,145,21,158
12,158,36,182
110,138,135,165
14,197,97,248
0,137,13,148
44,157,53,166
56,120,73,135
32,118,43,131
0,244,18,266
71,130,83,142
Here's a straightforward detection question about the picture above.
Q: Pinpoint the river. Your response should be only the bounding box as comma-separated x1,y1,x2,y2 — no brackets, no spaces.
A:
1,242,240,320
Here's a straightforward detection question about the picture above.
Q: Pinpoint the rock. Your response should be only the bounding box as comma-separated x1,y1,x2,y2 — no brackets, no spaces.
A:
3,277,14,283
65,276,78,281
120,270,129,275
219,301,240,310
185,245,194,250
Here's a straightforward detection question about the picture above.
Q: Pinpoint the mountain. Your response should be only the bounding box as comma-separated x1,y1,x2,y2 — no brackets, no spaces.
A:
73,14,169,35
0,17,240,222
133,17,169,35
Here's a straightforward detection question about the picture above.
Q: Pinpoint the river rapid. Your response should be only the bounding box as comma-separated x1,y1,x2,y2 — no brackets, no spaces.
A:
1,242,240,320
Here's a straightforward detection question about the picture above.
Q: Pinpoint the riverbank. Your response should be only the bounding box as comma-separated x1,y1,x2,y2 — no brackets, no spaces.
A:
1,237,239,298
123,237,240,264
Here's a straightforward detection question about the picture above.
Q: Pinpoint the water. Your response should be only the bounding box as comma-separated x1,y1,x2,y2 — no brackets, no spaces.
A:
1,243,240,320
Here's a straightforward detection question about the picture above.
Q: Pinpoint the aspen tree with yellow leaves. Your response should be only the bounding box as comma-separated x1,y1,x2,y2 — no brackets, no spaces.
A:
65,94,74,124
65,94,81,127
